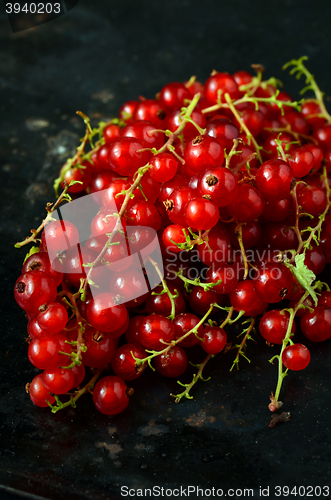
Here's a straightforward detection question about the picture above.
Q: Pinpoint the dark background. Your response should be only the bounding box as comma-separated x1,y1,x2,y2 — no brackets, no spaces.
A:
1,1,331,499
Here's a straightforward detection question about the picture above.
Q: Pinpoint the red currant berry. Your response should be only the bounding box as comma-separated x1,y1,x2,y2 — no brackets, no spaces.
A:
282,344,310,371
259,310,295,344
149,152,178,182
14,271,57,314
42,366,75,395
138,314,175,351
93,376,130,415
200,326,227,355
184,197,219,230
255,159,293,201
204,72,240,104
173,313,204,347
229,280,268,316
108,137,150,176
36,302,68,336
112,343,147,380
227,184,265,222
300,306,331,342
87,293,128,333
28,374,56,407
154,346,188,377
255,263,294,303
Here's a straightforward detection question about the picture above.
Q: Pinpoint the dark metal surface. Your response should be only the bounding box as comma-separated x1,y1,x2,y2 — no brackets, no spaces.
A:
1,1,331,498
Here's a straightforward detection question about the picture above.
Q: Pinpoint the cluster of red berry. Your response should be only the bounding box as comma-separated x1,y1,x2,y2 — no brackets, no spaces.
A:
14,56,331,419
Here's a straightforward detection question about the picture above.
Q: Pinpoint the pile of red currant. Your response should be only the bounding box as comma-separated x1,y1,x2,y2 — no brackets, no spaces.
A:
14,56,331,421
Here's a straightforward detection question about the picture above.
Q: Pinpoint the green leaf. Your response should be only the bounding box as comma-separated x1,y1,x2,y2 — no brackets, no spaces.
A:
23,246,40,264
285,253,318,305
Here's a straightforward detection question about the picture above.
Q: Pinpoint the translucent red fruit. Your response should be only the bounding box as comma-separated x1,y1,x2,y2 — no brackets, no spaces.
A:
36,302,68,336
295,183,327,216
149,152,178,182
173,313,204,348
300,306,331,342
22,252,63,288
282,344,311,371
138,314,175,351
162,224,188,253
188,287,223,315
121,120,164,150
43,220,80,255
108,137,150,176
93,376,130,415
288,147,315,178
184,197,219,230
205,118,239,152
86,293,128,333
205,264,238,295
81,328,116,368
146,282,185,317
154,346,188,377
227,184,265,222
183,135,225,174
198,167,238,207
159,82,191,110
196,223,232,266
112,343,147,380
60,161,92,193
200,326,227,355
28,336,62,370
229,280,268,316
204,72,240,104
29,374,56,407
259,310,296,344
254,263,294,303
14,271,57,314
255,159,293,201
42,366,75,395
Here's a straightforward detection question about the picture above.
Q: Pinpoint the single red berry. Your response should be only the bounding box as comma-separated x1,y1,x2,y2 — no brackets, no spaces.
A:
93,376,130,415
206,264,238,294
36,302,68,336
229,280,268,316
138,314,175,351
255,159,293,201
149,152,178,182
173,313,204,347
227,184,265,222
87,293,129,333
154,346,188,377
112,343,147,380
108,137,150,176
204,72,240,104
184,197,219,230
14,271,57,314
282,344,310,371
28,374,56,407
183,135,225,174
259,310,296,344
42,366,75,395
254,263,294,303
159,82,191,110
200,326,227,355
198,167,238,207
300,306,331,342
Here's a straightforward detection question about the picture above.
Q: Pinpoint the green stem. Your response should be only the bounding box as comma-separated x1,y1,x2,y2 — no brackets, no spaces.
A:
224,93,263,163
170,354,212,403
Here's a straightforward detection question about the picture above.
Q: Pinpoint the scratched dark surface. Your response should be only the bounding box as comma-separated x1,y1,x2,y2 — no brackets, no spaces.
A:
1,1,331,499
